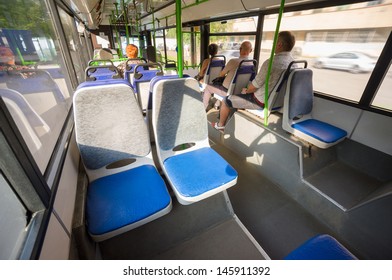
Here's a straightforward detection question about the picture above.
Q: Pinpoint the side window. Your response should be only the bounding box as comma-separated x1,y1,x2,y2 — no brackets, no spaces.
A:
0,0,74,176
371,61,392,110
210,17,258,62
0,124,47,259
264,2,392,104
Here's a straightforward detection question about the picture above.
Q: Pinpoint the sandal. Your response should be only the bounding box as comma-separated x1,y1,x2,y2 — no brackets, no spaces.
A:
212,122,225,130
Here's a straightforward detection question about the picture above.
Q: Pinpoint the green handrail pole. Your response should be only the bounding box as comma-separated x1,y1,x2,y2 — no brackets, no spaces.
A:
122,0,129,46
152,8,157,62
264,0,285,126
175,0,183,77
113,5,122,58
136,15,142,57
15,47,26,66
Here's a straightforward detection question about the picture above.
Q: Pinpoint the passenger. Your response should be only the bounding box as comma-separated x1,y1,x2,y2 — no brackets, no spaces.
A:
117,44,139,78
202,41,253,109
211,31,296,130
0,46,15,65
126,44,138,58
195,43,219,82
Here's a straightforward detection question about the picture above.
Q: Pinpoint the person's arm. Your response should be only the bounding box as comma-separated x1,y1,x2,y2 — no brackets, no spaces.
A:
219,59,234,77
199,58,209,77
241,83,257,94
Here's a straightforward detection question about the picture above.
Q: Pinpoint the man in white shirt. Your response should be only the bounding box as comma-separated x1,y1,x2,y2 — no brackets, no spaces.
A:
212,31,296,130
202,41,253,109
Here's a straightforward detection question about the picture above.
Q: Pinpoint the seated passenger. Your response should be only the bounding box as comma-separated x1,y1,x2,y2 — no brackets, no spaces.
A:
195,43,219,83
211,31,296,130
126,44,138,58
202,41,253,109
117,44,139,77
0,46,15,65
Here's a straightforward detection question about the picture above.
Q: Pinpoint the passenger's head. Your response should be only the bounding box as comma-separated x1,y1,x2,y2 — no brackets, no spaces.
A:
239,41,252,56
277,31,296,53
208,43,219,56
126,44,138,58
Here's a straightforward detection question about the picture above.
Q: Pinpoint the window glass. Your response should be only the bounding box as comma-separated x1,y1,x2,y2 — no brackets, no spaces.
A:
210,17,258,33
165,28,178,62
0,131,45,259
58,8,85,84
0,172,28,259
0,0,73,175
210,35,256,62
371,62,392,111
261,2,392,103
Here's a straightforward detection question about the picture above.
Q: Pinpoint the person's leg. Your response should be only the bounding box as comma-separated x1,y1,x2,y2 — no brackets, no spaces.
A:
203,85,228,110
203,85,213,109
215,94,263,128
218,101,231,127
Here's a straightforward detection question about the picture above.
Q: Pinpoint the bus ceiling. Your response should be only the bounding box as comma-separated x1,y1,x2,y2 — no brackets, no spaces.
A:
63,0,345,30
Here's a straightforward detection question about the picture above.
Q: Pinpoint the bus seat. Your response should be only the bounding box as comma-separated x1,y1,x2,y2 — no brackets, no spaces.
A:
5,69,66,104
146,74,190,143
151,77,238,205
282,67,347,149
284,234,357,260
77,78,131,90
201,55,226,89
73,81,172,241
124,57,147,83
132,62,164,111
85,64,121,81
213,59,257,102
246,60,306,119
143,45,158,63
88,59,114,67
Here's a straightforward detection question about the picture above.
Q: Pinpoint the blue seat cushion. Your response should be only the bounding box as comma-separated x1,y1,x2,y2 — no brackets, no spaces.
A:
284,234,357,260
86,165,171,236
163,147,237,197
292,119,347,143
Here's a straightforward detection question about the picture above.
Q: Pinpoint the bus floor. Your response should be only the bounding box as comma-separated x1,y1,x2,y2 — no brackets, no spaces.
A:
210,141,333,260
95,141,330,260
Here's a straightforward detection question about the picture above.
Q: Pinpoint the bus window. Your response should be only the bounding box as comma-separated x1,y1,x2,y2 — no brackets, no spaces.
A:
210,17,257,62
165,28,179,62
210,17,258,33
371,62,392,111
0,0,74,176
58,8,86,84
262,3,392,104
0,131,46,259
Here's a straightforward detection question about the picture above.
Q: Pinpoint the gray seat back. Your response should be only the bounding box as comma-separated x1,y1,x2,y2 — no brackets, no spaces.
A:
73,83,150,174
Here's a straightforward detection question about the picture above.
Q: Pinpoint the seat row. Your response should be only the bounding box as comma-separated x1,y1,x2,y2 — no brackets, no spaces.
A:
73,76,238,242
203,57,347,149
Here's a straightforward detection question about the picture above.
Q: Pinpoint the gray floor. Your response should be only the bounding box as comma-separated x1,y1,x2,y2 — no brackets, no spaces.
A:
306,161,381,210
99,189,265,260
211,142,333,260
97,139,331,260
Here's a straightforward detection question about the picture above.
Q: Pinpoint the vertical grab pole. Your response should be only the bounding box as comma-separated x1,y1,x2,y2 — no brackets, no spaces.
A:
175,0,183,77
113,6,122,59
152,8,157,62
264,0,285,126
122,0,129,46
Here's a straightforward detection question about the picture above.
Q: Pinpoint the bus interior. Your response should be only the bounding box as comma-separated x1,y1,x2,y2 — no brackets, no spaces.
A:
0,0,391,261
